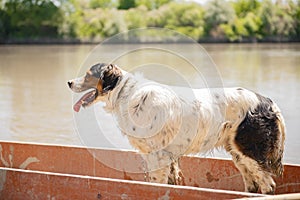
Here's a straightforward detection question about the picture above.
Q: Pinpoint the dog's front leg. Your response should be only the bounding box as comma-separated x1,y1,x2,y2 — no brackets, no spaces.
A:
143,150,173,184
168,160,185,185
146,161,185,185
147,166,170,184
143,151,184,185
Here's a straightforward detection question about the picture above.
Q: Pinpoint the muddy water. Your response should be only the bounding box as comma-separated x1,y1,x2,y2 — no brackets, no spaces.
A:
0,44,299,163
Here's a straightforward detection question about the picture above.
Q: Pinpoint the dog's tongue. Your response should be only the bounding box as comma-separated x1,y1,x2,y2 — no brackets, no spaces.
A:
73,91,95,112
73,101,82,112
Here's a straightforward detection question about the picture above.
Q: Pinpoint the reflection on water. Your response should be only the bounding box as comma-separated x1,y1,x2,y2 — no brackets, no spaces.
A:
0,44,299,163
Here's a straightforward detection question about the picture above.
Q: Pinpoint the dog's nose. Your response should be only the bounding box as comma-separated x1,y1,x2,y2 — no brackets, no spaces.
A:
67,81,73,88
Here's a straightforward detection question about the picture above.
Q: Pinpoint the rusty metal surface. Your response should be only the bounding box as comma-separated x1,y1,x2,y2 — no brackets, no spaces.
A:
239,193,300,200
0,141,299,199
0,167,264,200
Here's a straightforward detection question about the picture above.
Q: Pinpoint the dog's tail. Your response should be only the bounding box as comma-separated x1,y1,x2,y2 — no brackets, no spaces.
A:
268,104,286,177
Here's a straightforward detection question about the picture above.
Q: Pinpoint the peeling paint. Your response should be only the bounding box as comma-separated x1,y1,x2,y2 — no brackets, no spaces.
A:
0,145,9,167
19,157,40,169
9,145,14,167
121,193,129,200
0,170,7,192
1,144,39,170
158,190,170,200
206,172,219,183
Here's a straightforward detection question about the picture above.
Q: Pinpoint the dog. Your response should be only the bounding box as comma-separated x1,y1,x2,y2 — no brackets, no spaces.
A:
68,63,285,194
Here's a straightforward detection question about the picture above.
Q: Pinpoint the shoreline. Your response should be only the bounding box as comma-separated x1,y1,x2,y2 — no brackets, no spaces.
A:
1,37,299,45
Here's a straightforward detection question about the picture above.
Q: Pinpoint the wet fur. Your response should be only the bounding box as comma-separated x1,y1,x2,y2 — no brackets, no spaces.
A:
68,63,286,194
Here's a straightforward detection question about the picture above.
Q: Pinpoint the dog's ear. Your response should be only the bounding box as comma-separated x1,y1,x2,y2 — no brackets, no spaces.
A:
101,64,122,93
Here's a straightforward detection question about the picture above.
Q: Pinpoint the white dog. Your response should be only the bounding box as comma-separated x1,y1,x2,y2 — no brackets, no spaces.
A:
68,63,285,194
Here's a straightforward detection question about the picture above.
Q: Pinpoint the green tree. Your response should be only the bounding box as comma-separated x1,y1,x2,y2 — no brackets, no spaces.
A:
294,0,300,38
118,0,135,10
147,2,205,40
136,0,173,10
221,12,262,41
233,0,261,18
125,6,147,29
0,6,9,39
259,0,296,38
89,0,115,9
204,0,235,37
3,0,62,39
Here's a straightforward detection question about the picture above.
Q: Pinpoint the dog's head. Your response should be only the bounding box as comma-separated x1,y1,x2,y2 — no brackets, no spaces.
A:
68,63,122,112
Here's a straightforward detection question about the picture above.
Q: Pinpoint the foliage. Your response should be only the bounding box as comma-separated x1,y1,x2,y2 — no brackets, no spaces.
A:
293,0,300,38
118,0,135,10
125,6,147,29
232,0,261,18
89,0,115,9
204,0,235,36
146,2,205,40
0,0,299,42
136,0,173,10
258,0,296,38
1,0,62,39
221,12,262,41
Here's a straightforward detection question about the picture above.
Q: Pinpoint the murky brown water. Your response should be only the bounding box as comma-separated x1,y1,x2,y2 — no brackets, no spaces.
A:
0,44,299,163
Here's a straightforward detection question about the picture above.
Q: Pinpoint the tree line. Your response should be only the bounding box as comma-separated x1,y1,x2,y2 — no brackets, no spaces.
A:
0,0,299,43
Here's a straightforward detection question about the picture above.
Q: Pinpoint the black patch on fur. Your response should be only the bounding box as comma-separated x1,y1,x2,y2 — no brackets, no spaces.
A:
235,154,241,162
235,94,279,171
142,94,148,105
248,181,259,193
133,104,140,116
90,63,121,92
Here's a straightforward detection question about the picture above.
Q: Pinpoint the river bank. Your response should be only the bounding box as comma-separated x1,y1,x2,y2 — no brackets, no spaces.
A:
1,36,300,45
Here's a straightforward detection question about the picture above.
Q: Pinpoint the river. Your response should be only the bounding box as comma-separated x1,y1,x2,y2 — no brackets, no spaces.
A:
0,43,299,164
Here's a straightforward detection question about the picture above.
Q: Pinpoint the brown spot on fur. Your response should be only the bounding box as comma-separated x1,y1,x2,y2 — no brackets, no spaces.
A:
97,80,103,93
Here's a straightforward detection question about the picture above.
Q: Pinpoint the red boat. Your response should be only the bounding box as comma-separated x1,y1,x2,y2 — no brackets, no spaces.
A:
0,141,299,199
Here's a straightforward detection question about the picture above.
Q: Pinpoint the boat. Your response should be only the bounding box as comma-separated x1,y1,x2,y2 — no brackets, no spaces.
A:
0,141,299,199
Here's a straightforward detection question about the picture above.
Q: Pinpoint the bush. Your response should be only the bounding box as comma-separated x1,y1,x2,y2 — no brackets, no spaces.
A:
1,0,298,42
258,0,296,37
221,12,262,41
204,0,235,36
3,0,62,39
147,2,205,40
